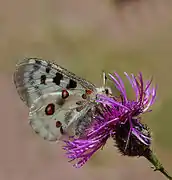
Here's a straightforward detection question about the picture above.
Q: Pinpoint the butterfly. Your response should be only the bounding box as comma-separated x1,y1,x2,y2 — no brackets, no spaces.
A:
13,58,112,142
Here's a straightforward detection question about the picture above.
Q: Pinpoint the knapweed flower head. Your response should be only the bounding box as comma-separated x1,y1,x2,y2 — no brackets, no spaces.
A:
63,72,157,168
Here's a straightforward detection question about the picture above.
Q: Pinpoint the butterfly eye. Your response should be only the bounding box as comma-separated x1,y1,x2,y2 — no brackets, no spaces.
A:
45,103,55,115
56,121,62,128
105,88,109,95
62,89,69,99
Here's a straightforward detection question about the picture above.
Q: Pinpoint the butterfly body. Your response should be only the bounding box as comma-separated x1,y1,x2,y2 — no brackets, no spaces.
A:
14,58,111,142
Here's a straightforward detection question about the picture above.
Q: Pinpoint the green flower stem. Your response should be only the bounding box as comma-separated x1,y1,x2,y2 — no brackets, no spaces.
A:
144,148,172,180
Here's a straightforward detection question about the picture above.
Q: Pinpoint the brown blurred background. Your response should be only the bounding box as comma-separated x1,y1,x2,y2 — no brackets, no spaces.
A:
1,0,172,179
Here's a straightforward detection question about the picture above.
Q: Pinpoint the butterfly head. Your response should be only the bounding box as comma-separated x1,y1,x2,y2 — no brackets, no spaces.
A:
97,71,112,96
95,86,112,96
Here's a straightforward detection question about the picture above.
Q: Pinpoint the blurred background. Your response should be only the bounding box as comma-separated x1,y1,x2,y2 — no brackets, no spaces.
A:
1,0,172,179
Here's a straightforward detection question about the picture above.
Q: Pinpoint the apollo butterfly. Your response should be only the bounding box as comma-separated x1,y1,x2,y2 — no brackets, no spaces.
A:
14,58,112,142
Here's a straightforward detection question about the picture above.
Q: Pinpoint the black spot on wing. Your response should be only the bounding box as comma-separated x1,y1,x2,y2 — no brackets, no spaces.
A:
33,59,41,70
60,126,64,134
66,79,77,89
82,94,87,99
40,75,46,85
46,67,50,73
46,63,51,73
52,72,63,85
35,59,41,64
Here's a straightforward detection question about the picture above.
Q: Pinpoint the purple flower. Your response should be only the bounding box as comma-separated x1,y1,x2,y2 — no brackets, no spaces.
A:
63,72,157,167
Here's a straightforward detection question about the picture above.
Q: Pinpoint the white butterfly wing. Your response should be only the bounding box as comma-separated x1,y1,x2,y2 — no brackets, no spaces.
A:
14,58,96,107
14,58,97,141
29,92,92,141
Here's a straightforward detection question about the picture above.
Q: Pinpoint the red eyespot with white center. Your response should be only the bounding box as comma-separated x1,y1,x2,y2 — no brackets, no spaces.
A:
45,103,55,115
62,89,69,99
56,121,62,128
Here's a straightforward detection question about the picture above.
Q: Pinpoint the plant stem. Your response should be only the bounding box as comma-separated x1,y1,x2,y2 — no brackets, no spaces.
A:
144,148,172,180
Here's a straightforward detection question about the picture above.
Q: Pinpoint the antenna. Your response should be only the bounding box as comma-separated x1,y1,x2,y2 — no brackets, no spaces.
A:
102,71,107,87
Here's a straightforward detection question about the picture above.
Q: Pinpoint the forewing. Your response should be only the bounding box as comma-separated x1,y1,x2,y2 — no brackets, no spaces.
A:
14,57,96,107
